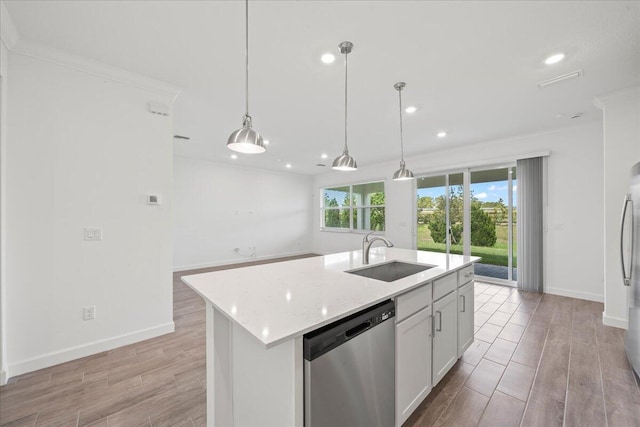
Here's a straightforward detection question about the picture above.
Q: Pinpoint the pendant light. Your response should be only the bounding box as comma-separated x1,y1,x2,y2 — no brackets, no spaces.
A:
332,41,358,171
227,0,265,154
392,82,415,181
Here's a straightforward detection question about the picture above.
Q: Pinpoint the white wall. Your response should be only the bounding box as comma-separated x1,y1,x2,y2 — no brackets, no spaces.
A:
173,157,314,271
0,37,10,386
5,51,176,377
313,121,605,303
596,87,640,329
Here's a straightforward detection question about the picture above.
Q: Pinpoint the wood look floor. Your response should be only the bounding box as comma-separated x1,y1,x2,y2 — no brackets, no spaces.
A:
1,258,639,426
404,282,640,427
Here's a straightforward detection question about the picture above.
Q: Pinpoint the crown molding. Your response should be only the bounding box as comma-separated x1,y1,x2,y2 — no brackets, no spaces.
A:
1,0,181,101
0,1,19,49
594,85,640,110
11,39,182,102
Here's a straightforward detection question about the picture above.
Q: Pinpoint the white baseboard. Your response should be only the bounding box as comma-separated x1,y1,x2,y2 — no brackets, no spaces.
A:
7,321,175,379
602,313,628,329
544,286,604,303
0,368,7,386
173,250,316,273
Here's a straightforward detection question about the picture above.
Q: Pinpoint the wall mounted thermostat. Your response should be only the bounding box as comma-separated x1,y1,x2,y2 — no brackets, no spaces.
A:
147,194,160,205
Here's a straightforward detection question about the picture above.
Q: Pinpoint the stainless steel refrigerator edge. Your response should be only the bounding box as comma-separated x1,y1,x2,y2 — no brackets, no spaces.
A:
622,161,640,378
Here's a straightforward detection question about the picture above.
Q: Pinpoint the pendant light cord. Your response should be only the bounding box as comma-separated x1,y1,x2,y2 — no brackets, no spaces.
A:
398,88,405,163
245,0,250,120
343,50,349,153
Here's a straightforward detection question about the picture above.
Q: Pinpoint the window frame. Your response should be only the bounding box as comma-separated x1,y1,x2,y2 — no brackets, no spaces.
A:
320,180,386,233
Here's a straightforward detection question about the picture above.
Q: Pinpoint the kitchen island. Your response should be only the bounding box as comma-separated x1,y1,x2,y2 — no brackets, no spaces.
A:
182,247,479,427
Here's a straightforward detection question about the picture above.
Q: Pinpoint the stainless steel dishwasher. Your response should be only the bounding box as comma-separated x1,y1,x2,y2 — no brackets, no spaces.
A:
303,300,395,427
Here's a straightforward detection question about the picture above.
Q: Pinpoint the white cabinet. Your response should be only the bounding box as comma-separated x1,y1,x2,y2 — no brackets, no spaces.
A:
433,272,457,301
457,281,474,358
394,265,476,424
432,290,458,386
395,306,432,427
396,283,432,323
457,264,474,286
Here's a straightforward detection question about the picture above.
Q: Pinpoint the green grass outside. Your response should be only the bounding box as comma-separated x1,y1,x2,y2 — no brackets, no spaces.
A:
416,223,517,267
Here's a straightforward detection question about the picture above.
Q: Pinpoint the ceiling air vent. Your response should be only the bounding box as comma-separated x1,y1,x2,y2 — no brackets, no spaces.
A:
149,101,170,116
316,164,326,167
538,70,583,88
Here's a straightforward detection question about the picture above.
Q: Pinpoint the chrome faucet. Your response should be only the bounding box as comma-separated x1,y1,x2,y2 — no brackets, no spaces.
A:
362,232,394,265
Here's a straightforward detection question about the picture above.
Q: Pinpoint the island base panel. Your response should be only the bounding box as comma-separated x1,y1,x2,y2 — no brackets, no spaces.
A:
207,304,303,427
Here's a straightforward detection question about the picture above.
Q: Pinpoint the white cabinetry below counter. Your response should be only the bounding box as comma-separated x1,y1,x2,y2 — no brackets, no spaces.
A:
432,290,458,386
457,281,475,358
395,284,433,427
394,265,475,426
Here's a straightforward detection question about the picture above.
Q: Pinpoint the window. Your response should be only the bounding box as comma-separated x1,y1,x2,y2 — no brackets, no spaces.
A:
321,181,385,232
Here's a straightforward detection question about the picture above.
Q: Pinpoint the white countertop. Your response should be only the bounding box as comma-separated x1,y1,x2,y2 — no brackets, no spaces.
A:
181,247,479,348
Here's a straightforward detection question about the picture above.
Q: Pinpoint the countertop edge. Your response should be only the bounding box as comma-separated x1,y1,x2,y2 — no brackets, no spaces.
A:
181,250,480,349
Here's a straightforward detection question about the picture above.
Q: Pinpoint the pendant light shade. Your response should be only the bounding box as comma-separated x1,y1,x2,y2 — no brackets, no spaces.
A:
392,82,415,181
227,0,265,154
393,161,415,181
332,41,358,171
227,115,265,153
332,151,358,171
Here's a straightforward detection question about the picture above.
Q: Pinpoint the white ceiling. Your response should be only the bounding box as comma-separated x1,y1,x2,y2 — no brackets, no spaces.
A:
5,1,640,175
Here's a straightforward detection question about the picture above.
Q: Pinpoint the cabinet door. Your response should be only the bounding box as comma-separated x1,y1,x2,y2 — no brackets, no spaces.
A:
457,282,475,358
396,306,432,427
432,291,458,386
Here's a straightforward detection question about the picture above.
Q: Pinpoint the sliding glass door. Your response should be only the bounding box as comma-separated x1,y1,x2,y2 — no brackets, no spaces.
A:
416,165,517,284
416,173,465,257
469,166,517,282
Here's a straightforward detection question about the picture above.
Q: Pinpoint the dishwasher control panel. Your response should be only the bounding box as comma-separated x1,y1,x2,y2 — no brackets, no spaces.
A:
303,300,395,361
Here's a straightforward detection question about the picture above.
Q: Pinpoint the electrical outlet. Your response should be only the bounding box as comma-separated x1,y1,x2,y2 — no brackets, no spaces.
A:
83,306,96,320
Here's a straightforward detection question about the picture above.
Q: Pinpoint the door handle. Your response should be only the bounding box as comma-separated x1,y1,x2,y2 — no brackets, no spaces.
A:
436,311,442,332
460,295,466,312
620,194,634,286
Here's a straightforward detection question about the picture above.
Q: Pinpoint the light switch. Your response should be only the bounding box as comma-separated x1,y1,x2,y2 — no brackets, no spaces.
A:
84,227,103,241
147,194,160,205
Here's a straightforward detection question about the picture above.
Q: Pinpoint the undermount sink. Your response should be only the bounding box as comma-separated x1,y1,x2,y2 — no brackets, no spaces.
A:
346,261,435,282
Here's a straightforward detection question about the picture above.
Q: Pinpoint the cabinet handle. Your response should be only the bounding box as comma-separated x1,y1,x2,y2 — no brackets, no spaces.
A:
436,311,442,332
460,295,466,312
465,271,473,278
429,314,434,338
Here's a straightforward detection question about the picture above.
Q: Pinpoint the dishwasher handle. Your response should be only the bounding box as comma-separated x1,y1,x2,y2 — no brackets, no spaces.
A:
346,321,371,338
303,299,395,361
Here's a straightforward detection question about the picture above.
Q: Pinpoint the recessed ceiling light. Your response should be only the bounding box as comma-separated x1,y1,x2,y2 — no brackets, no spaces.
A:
285,163,292,168
321,53,335,64
263,140,270,145
321,153,328,159
405,106,417,114
230,154,238,159
544,53,565,65
437,131,447,138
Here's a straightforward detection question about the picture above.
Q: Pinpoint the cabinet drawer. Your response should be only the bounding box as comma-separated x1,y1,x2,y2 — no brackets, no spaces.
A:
396,283,432,323
433,272,457,301
457,265,474,287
